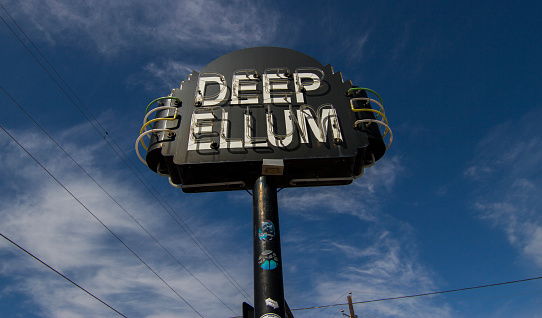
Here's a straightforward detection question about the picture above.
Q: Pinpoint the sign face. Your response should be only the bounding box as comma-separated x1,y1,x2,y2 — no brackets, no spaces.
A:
145,47,386,192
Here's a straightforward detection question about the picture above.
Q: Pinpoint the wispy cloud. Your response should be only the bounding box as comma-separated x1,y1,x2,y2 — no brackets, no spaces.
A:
347,32,371,61
285,227,451,318
0,128,252,317
280,156,402,221
127,59,203,91
10,0,279,55
465,108,542,267
275,155,452,317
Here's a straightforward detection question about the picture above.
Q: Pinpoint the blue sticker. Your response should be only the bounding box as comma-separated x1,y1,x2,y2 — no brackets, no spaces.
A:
259,250,279,270
259,220,275,241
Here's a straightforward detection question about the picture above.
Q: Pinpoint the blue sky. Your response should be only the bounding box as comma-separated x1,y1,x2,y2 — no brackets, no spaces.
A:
1,1,541,317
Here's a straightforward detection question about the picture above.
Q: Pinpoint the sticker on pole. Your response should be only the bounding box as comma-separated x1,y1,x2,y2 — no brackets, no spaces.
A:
259,250,279,270
259,220,275,241
260,314,281,318
265,298,280,309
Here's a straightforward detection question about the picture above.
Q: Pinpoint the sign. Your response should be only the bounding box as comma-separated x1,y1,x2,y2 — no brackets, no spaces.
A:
143,47,387,192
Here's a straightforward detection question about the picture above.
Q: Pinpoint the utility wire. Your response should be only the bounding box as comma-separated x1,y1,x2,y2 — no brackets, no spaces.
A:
0,7,105,140
289,276,542,312
0,86,238,316
0,123,204,318
349,288,542,300
0,4,252,304
157,191,254,302
355,290,542,301
0,231,128,318
0,2,108,135
227,276,542,317
309,291,349,318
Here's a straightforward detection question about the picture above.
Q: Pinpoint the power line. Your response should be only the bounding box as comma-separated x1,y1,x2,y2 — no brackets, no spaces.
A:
0,86,239,316
0,231,128,318
289,276,542,312
227,277,542,317
0,2,109,134
0,123,204,318
157,191,254,303
0,6,105,139
349,288,542,300
309,291,349,318
0,4,252,303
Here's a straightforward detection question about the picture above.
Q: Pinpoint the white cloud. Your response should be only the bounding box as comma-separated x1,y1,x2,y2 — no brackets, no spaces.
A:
466,108,542,268
127,59,204,91
279,156,402,221
347,32,370,61
0,129,253,317
0,112,442,318
144,60,200,88
275,155,452,317
286,227,452,318
10,0,279,55
0,125,454,318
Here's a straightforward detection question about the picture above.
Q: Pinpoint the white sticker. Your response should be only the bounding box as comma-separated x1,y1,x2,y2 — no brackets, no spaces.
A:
260,314,281,318
265,298,280,309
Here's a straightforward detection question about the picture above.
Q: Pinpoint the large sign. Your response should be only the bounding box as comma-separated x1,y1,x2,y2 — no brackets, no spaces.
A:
140,47,388,192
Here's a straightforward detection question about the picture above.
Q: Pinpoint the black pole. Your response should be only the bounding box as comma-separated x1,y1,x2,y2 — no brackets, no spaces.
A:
253,176,285,318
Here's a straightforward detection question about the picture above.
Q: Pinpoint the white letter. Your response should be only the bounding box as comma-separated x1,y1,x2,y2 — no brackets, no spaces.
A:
220,110,244,149
294,71,322,104
231,70,259,105
296,105,342,144
244,111,268,148
187,111,216,151
263,69,291,104
196,73,228,106
267,108,294,147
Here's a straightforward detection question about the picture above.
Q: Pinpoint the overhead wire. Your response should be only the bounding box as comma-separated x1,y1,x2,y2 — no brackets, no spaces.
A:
352,289,542,301
0,87,239,316
157,191,255,303
0,6,106,140
0,123,204,318
0,3,252,305
3,6,533,317
288,275,542,312
0,231,128,318
308,291,349,318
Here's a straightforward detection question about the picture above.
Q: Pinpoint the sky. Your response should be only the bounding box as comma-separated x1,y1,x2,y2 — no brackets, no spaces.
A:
1,1,541,317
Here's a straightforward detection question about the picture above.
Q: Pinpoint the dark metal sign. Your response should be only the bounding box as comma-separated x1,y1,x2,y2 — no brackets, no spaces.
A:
138,47,389,192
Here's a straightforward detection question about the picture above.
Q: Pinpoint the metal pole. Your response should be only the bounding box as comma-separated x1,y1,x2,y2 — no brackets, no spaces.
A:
253,176,285,318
